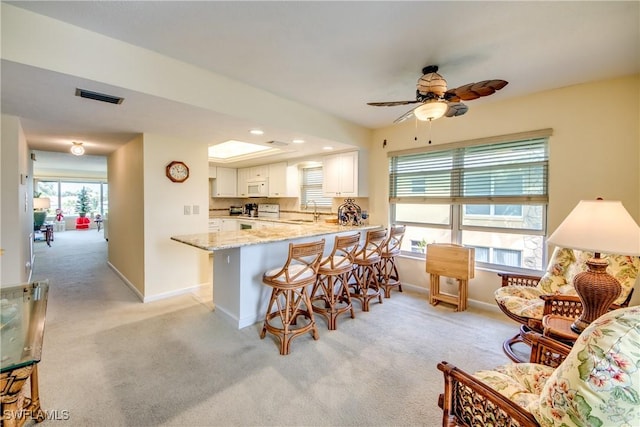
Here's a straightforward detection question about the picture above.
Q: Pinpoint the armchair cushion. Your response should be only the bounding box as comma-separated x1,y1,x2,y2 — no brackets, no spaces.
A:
537,305,640,426
495,247,640,322
474,363,555,416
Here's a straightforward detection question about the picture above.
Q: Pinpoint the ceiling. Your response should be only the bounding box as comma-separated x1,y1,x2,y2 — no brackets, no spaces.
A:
2,1,639,172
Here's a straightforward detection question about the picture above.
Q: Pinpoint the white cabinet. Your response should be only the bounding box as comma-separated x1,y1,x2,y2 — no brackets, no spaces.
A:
268,162,299,197
209,219,221,232
208,165,217,179
212,167,237,197
236,168,250,198
322,151,367,197
248,165,268,180
221,219,239,231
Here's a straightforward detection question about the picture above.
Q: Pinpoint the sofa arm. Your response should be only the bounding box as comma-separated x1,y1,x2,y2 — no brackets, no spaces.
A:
540,294,583,318
437,361,539,427
498,272,541,288
526,331,572,368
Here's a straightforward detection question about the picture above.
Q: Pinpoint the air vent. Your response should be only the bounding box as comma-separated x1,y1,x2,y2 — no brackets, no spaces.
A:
75,88,124,105
265,140,288,147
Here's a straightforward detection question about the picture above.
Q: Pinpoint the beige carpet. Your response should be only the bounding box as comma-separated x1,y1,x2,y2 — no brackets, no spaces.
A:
30,229,521,426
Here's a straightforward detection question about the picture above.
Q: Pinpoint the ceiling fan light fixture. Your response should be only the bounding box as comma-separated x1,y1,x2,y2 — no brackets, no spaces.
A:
70,142,85,156
413,100,448,121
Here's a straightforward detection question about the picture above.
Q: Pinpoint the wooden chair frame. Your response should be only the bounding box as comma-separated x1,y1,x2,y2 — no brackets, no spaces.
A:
348,228,387,311
311,232,361,330
497,272,633,362
261,239,325,355
378,225,405,298
437,332,572,427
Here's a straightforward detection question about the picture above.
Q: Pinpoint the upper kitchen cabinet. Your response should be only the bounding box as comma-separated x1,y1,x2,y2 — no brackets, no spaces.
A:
212,167,237,197
268,162,299,197
236,168,249,198
322,151,368,197
247,165,268,180
208,165,217,179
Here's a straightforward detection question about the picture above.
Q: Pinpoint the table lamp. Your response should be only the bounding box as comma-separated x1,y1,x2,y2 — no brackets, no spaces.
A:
547,199,640,333
33,197,51,211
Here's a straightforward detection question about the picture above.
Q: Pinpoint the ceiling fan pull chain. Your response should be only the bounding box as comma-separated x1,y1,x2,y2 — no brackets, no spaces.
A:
414,116,418,141
428,118,433,144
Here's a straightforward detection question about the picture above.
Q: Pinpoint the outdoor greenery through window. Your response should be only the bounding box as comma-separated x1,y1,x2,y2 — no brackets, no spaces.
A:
300,166,332,209
36,180,108,217
389,130,550,273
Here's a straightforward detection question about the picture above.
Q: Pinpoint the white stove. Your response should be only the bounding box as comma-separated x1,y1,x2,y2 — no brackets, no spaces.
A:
258,204,280,219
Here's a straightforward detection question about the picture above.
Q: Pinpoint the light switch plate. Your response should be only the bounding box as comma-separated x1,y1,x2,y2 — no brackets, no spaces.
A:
184,205,191,215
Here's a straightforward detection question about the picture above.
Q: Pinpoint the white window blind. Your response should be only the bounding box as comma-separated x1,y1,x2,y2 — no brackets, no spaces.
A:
301,167,332,208
389,138,549,205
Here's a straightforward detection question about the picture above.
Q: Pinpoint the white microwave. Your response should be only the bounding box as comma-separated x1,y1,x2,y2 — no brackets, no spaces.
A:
247,178,268,197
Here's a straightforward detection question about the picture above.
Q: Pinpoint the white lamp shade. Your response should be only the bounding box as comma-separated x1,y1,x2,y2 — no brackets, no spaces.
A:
33,197,51,210
547,200,640,256
413,101,449,121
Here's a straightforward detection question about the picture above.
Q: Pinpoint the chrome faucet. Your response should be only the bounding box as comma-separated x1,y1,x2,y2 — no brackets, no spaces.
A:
305,200,320,222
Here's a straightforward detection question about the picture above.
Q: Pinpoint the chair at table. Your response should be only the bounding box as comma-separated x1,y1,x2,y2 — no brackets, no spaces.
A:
310,232,361,330
494,246,639,362
348,228,387,312
260,239,325,355
437,305,640,426
377,225,405,298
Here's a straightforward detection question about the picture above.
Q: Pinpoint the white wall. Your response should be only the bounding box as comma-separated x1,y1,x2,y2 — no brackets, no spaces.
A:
142,134,210,299
1,115,34,286
368,75,640,306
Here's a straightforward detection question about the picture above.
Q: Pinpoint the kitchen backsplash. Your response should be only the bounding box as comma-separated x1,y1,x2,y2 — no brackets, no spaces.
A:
210,197,369,221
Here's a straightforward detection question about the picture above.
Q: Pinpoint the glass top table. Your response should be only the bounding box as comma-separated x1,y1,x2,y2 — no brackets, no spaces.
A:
1,281,49,373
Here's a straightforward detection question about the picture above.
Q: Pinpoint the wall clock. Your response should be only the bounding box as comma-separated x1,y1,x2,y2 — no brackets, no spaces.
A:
166,161,190,183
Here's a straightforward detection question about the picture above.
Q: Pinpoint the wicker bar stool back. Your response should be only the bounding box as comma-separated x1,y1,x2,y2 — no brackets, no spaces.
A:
378,225,406,298
311,232,361,330
348,228,387,311
260,239,326,355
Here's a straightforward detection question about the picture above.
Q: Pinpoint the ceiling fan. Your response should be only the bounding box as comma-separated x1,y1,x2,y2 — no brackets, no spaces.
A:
368,65,508,124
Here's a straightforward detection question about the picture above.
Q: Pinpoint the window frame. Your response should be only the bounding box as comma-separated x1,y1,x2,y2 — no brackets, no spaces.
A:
388,129,551,274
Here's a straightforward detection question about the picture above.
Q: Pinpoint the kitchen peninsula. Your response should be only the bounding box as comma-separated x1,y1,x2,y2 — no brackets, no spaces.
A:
171,222,379,329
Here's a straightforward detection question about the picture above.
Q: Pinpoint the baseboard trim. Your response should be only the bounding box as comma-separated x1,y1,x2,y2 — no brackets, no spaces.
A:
107,261,209,304
107,261,144,302
142,283,210,304
400,282,501,314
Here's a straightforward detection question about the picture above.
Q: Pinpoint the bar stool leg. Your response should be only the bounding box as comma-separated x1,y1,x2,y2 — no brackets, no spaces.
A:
260,286,318,355
379,255,403,298
311,270,355,330
349,263,383,312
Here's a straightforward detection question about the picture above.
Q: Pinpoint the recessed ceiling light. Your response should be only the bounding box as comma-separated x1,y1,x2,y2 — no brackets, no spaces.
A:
292,139,305,144
322,146,334,151
249,129,264,135
208,140,275,160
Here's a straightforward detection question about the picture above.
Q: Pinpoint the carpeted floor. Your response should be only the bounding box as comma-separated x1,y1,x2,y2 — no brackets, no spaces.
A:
30,229,522,426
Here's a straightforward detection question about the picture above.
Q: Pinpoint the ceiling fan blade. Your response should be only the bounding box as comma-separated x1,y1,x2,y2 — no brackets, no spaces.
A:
367,100,421,107
393,106,419,124
444,102,468,118
444,79,508,102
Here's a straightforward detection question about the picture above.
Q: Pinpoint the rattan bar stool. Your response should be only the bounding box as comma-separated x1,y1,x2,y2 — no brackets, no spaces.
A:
310,232,361,330
348,228,387,312
378,225,406,298
260,239,325,355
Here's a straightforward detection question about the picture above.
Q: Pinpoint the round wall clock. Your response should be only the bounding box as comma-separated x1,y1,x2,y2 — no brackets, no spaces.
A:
166,161,190,183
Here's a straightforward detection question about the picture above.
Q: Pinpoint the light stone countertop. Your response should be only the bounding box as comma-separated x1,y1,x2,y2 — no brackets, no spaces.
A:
171,223,380,252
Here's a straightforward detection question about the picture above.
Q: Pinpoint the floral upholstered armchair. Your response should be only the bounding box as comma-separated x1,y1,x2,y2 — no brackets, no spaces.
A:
438,305,640,427
494,247,639,361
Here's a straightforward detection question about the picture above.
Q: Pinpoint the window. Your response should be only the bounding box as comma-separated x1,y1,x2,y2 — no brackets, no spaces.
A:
300,166,332,209
36,180,108,217
389,130,550,273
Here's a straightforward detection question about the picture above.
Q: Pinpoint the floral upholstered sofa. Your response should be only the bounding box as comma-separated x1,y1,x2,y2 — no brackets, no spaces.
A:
438,305,640,426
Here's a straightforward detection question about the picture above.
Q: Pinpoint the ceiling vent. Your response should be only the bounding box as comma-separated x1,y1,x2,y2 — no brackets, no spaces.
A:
265,140,288,147
75,88,124,105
